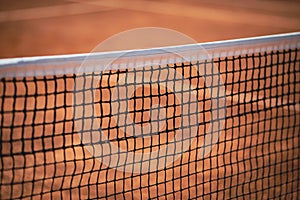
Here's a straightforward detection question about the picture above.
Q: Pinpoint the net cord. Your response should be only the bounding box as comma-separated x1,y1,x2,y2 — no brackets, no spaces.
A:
0,32,299,78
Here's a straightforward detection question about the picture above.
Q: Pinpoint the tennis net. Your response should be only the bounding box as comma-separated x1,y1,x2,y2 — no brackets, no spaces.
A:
0,32,299,199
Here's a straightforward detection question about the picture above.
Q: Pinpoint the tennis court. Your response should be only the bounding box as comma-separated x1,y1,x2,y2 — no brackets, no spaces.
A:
1,0,300,199
1,0,300,58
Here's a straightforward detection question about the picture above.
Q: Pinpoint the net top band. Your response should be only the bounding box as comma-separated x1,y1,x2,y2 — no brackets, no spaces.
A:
0,31,299,78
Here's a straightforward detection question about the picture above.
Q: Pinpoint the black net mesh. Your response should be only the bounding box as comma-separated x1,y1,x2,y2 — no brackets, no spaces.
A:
0,48,299,199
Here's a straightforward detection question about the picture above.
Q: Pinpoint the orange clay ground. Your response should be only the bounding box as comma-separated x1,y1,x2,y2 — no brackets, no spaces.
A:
0,0,300,199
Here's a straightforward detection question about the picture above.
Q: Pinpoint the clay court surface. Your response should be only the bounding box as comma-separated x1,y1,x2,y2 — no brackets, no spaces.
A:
0,0,300,58
0,0,300,199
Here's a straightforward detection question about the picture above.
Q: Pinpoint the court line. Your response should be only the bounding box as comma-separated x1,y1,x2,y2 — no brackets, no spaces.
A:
227,92,300,112
183,0,300,16
0,2,115,22
69,0,300,29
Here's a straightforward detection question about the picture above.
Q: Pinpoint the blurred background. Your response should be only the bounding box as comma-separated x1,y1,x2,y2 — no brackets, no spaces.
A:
0,0,299,58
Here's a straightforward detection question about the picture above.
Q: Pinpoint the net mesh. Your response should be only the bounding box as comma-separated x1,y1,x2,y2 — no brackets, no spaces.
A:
0,46,299,199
